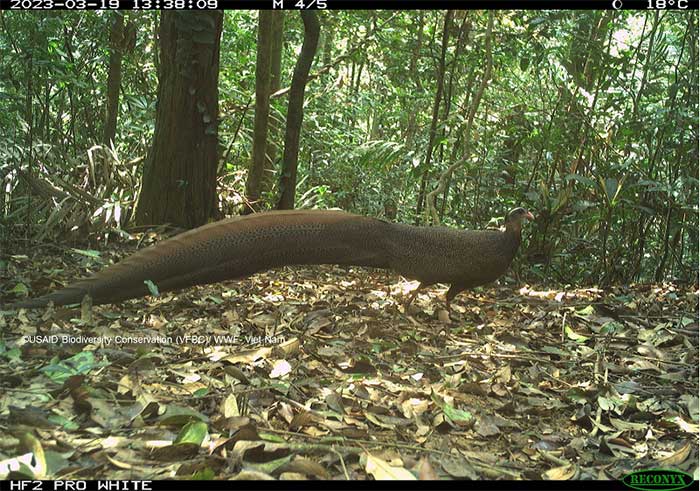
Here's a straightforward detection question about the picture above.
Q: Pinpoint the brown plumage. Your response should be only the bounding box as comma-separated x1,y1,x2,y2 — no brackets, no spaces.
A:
5,208,533,310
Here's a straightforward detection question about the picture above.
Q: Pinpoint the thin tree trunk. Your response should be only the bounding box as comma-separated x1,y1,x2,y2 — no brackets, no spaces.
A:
103,11,125,146
25,28,35,231
244,10,274,213
425,11,493,226
321,15,333,66
277,11,320,210
436,14,470,220
261,11,284,198
61,25,77,153
403,12,424,145
415,10,453,223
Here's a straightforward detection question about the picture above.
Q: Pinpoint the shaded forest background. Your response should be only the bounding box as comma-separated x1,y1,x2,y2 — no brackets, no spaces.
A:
0,10,697,287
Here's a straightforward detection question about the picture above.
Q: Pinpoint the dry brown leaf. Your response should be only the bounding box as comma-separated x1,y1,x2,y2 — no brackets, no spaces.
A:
222,394,240,418
151,442,200,461
289,410,314,431
282,457,330,479
437,310,451,323
276,337,301,356
542,463,578,480
658,441,693,467
418,457,438,480
365,453,416,480
231,470,275,480
223,347,272,364
270,359,292,378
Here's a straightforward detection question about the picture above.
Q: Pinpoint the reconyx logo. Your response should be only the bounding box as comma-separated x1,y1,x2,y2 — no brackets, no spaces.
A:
622,468,694,491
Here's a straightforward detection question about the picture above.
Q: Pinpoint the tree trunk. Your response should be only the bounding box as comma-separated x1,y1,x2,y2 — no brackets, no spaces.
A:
103,12,125,146
415,10,452,223
244,10,274,213
277,11,320,210
321,15,333,66
403,12,424,145
135,11,223,229
261,11,285,199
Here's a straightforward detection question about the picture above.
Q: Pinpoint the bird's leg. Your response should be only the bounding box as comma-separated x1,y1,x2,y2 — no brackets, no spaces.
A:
445,284,465,314
404,282,425,309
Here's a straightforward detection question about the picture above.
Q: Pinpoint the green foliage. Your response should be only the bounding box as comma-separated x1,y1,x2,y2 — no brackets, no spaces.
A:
40,351,110,385
0,10,696,285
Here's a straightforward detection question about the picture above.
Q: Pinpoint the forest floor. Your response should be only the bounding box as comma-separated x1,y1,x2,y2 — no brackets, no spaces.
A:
1,245,698,481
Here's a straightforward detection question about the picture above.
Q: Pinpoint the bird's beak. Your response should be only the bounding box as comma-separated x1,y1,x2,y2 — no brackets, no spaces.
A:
525,211,535,221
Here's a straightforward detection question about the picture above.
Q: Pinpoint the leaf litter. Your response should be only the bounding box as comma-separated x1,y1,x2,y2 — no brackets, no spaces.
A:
0,250,698,480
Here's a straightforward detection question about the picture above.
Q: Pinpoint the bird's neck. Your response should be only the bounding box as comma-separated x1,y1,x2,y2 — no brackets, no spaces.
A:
505,222,522,235
503,223,523,253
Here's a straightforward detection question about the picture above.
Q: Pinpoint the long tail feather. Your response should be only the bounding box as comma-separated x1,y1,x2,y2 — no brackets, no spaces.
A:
5,210,390,309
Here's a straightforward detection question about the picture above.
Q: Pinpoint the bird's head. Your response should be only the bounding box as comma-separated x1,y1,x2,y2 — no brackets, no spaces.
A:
505,207,535,233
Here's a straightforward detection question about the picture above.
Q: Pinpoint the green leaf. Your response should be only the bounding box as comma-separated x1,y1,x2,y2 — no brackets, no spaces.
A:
174,421,208,445
193,387,209,398
443,404,473,423
258,432,286,443
144,280,160,297
0,341,22,361
40,351,109,384
48,414,79,430
191,468,216,480
44,450,71,476
575,305,595,317
565,325,590,343
599,321,623,334
564,387,592,403
70,248,102,258
604,177,619,203
565,173,595,187
525,191,540,202
10,283,29,295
